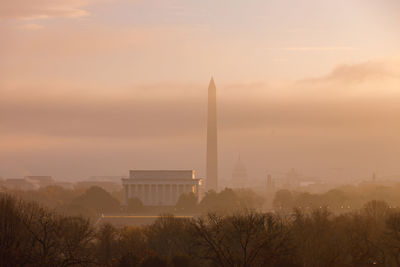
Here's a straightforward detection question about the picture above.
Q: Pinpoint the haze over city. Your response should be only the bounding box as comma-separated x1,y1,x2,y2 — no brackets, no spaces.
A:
1,0,400,182
4,1,400,267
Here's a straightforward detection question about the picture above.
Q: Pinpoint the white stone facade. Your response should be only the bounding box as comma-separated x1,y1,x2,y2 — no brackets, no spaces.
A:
122,170,202,206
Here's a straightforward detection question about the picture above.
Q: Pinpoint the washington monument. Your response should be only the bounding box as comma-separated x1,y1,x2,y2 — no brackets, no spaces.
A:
206,77,218,191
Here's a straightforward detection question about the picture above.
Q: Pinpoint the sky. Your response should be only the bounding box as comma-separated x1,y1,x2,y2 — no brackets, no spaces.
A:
1,0,400,183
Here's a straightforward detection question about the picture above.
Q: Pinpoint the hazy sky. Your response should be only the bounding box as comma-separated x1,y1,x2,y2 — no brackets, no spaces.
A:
1,0,400,183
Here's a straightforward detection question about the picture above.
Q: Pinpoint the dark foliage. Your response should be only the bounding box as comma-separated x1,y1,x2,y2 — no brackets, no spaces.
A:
71,186,120,214
4,192,400,266
127,197,144,213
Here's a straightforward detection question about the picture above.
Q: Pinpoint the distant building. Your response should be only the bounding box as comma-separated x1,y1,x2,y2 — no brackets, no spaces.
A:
266,174,275,193
25,176,54,188
372,172,377,183
122,170,202,206
231,156,248,188
4,178,36,191
283,168,301,188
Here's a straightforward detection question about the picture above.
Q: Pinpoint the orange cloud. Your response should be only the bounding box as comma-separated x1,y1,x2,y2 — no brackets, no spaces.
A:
298,59,400,86
0,0,94,20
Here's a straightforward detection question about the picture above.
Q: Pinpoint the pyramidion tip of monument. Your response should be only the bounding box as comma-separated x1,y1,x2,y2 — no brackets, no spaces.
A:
209,76,216,87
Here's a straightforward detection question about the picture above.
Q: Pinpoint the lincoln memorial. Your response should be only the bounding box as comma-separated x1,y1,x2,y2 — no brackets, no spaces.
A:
122,170,202,206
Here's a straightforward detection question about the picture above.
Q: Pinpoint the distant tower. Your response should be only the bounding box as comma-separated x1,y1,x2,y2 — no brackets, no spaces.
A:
231,155,248,188
267,174,272,188
266,174,275,193
206,77,218,192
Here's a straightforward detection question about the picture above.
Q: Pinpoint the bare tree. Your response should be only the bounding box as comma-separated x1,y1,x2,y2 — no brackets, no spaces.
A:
57,216,96,266
191,212,292,267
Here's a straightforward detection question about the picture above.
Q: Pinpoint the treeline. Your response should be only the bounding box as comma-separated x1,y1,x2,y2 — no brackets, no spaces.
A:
3,193,400,266
9,182,400,219
273,182,400,212
8,186,121,220
7,186,265,219
129,188,264,214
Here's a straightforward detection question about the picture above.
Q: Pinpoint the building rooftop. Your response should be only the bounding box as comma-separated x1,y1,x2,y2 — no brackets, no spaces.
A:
25,176,53,182
4,178,37,190
129,170,195,180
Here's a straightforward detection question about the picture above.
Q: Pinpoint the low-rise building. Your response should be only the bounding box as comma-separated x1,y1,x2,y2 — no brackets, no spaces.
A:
4,178,36,191
122,170,202,206
25,176,54,188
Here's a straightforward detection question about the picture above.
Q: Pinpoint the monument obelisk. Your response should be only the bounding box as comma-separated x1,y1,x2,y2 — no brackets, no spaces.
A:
206,77,218,192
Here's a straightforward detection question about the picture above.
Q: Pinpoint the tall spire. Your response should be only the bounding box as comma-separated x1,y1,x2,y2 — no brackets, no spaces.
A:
206,77,218,192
